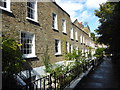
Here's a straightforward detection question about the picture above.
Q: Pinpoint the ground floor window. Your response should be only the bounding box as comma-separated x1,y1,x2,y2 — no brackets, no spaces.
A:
20,31,36,58
55,39,61,55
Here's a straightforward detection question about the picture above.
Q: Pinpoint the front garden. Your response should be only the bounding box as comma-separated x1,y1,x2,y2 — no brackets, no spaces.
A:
1,38,105,90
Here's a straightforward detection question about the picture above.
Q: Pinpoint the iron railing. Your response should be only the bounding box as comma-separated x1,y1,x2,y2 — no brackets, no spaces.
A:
24,59,94,90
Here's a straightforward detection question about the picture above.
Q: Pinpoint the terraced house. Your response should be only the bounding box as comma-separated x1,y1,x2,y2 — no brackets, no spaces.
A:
1,0,96,80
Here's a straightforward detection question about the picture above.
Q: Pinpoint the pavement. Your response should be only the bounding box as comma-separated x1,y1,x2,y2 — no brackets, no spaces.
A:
74,58,120,89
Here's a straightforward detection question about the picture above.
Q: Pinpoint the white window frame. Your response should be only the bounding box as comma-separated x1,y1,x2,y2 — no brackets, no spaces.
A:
82,48,84,56
83,36,85,44
66,42,69,53
52,13,58,30
55,39,61,55
85,49,88,57
75,31,78,41
70,28,74,39
76,46,79,55
20,31,36,58
70,45,73,53
80,35,83,43
62,19,66,34
26,0,38,22
0,0,11,12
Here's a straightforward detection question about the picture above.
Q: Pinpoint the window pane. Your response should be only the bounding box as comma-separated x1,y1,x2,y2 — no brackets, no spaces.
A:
52,13,55,28
21,32,34,55
0,0,7,8
24,50,27,54
55,40,59,53
27,1,35,19
27,50,30,54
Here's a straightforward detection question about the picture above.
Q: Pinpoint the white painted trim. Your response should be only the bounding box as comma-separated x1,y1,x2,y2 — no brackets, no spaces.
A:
20,31,36,58
67,42,70,53
55,39,61,55
62,19,67,34
52,13,58,30
75,31,78,41
0,0,12,13
26,17,39,23
26,0,38,22
70,28,74,39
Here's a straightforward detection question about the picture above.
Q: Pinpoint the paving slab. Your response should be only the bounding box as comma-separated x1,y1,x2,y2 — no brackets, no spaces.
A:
74,59,120,89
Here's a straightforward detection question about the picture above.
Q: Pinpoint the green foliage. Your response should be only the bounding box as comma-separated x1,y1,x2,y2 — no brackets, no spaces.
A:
94,48,105,58
2,38,26,75
95,2,120,55
42,45,52,73
88,47,92,58
65,49,82,61
91,33,96,41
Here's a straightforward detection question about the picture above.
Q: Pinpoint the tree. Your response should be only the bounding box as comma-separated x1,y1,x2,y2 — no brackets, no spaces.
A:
95,2,120,59
91,33,96,41
94,48,105,59
2,38,26,75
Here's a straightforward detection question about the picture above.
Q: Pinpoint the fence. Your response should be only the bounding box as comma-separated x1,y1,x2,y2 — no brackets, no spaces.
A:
24,59,94,90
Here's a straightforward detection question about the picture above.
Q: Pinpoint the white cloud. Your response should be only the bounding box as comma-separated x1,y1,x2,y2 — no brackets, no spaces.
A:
85,0,107,9
55,0,107,32
55,0,84,21
78,10,92,22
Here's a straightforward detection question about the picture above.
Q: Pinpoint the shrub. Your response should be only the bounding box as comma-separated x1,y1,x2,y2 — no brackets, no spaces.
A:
2,38,26,75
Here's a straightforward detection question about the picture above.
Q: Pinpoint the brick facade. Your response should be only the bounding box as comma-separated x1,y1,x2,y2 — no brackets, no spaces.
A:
1,1,95,68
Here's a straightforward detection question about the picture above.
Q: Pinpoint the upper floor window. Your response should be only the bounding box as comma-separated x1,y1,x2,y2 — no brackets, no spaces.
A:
70,28,74,40
27,0,37,21
80,35,83,44
83,37,85,44
20,31,36,58
62,19,66,34
55,39,61,55
75,31,78,41
0,0,11,12
52,13,58,30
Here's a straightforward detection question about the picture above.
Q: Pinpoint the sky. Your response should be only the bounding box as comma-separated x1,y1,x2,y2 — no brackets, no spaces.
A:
55,0,107,34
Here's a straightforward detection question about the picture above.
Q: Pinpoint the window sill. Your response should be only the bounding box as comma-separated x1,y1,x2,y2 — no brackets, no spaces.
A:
0,6,12,13
53,28,59,32
22,54,37,59
55,53,62,56
62,32,67,35
26,17,39,23
71,38,74,40
76,40,78,42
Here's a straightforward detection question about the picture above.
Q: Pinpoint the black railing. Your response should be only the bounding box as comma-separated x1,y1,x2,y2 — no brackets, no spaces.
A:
25,59,95,90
